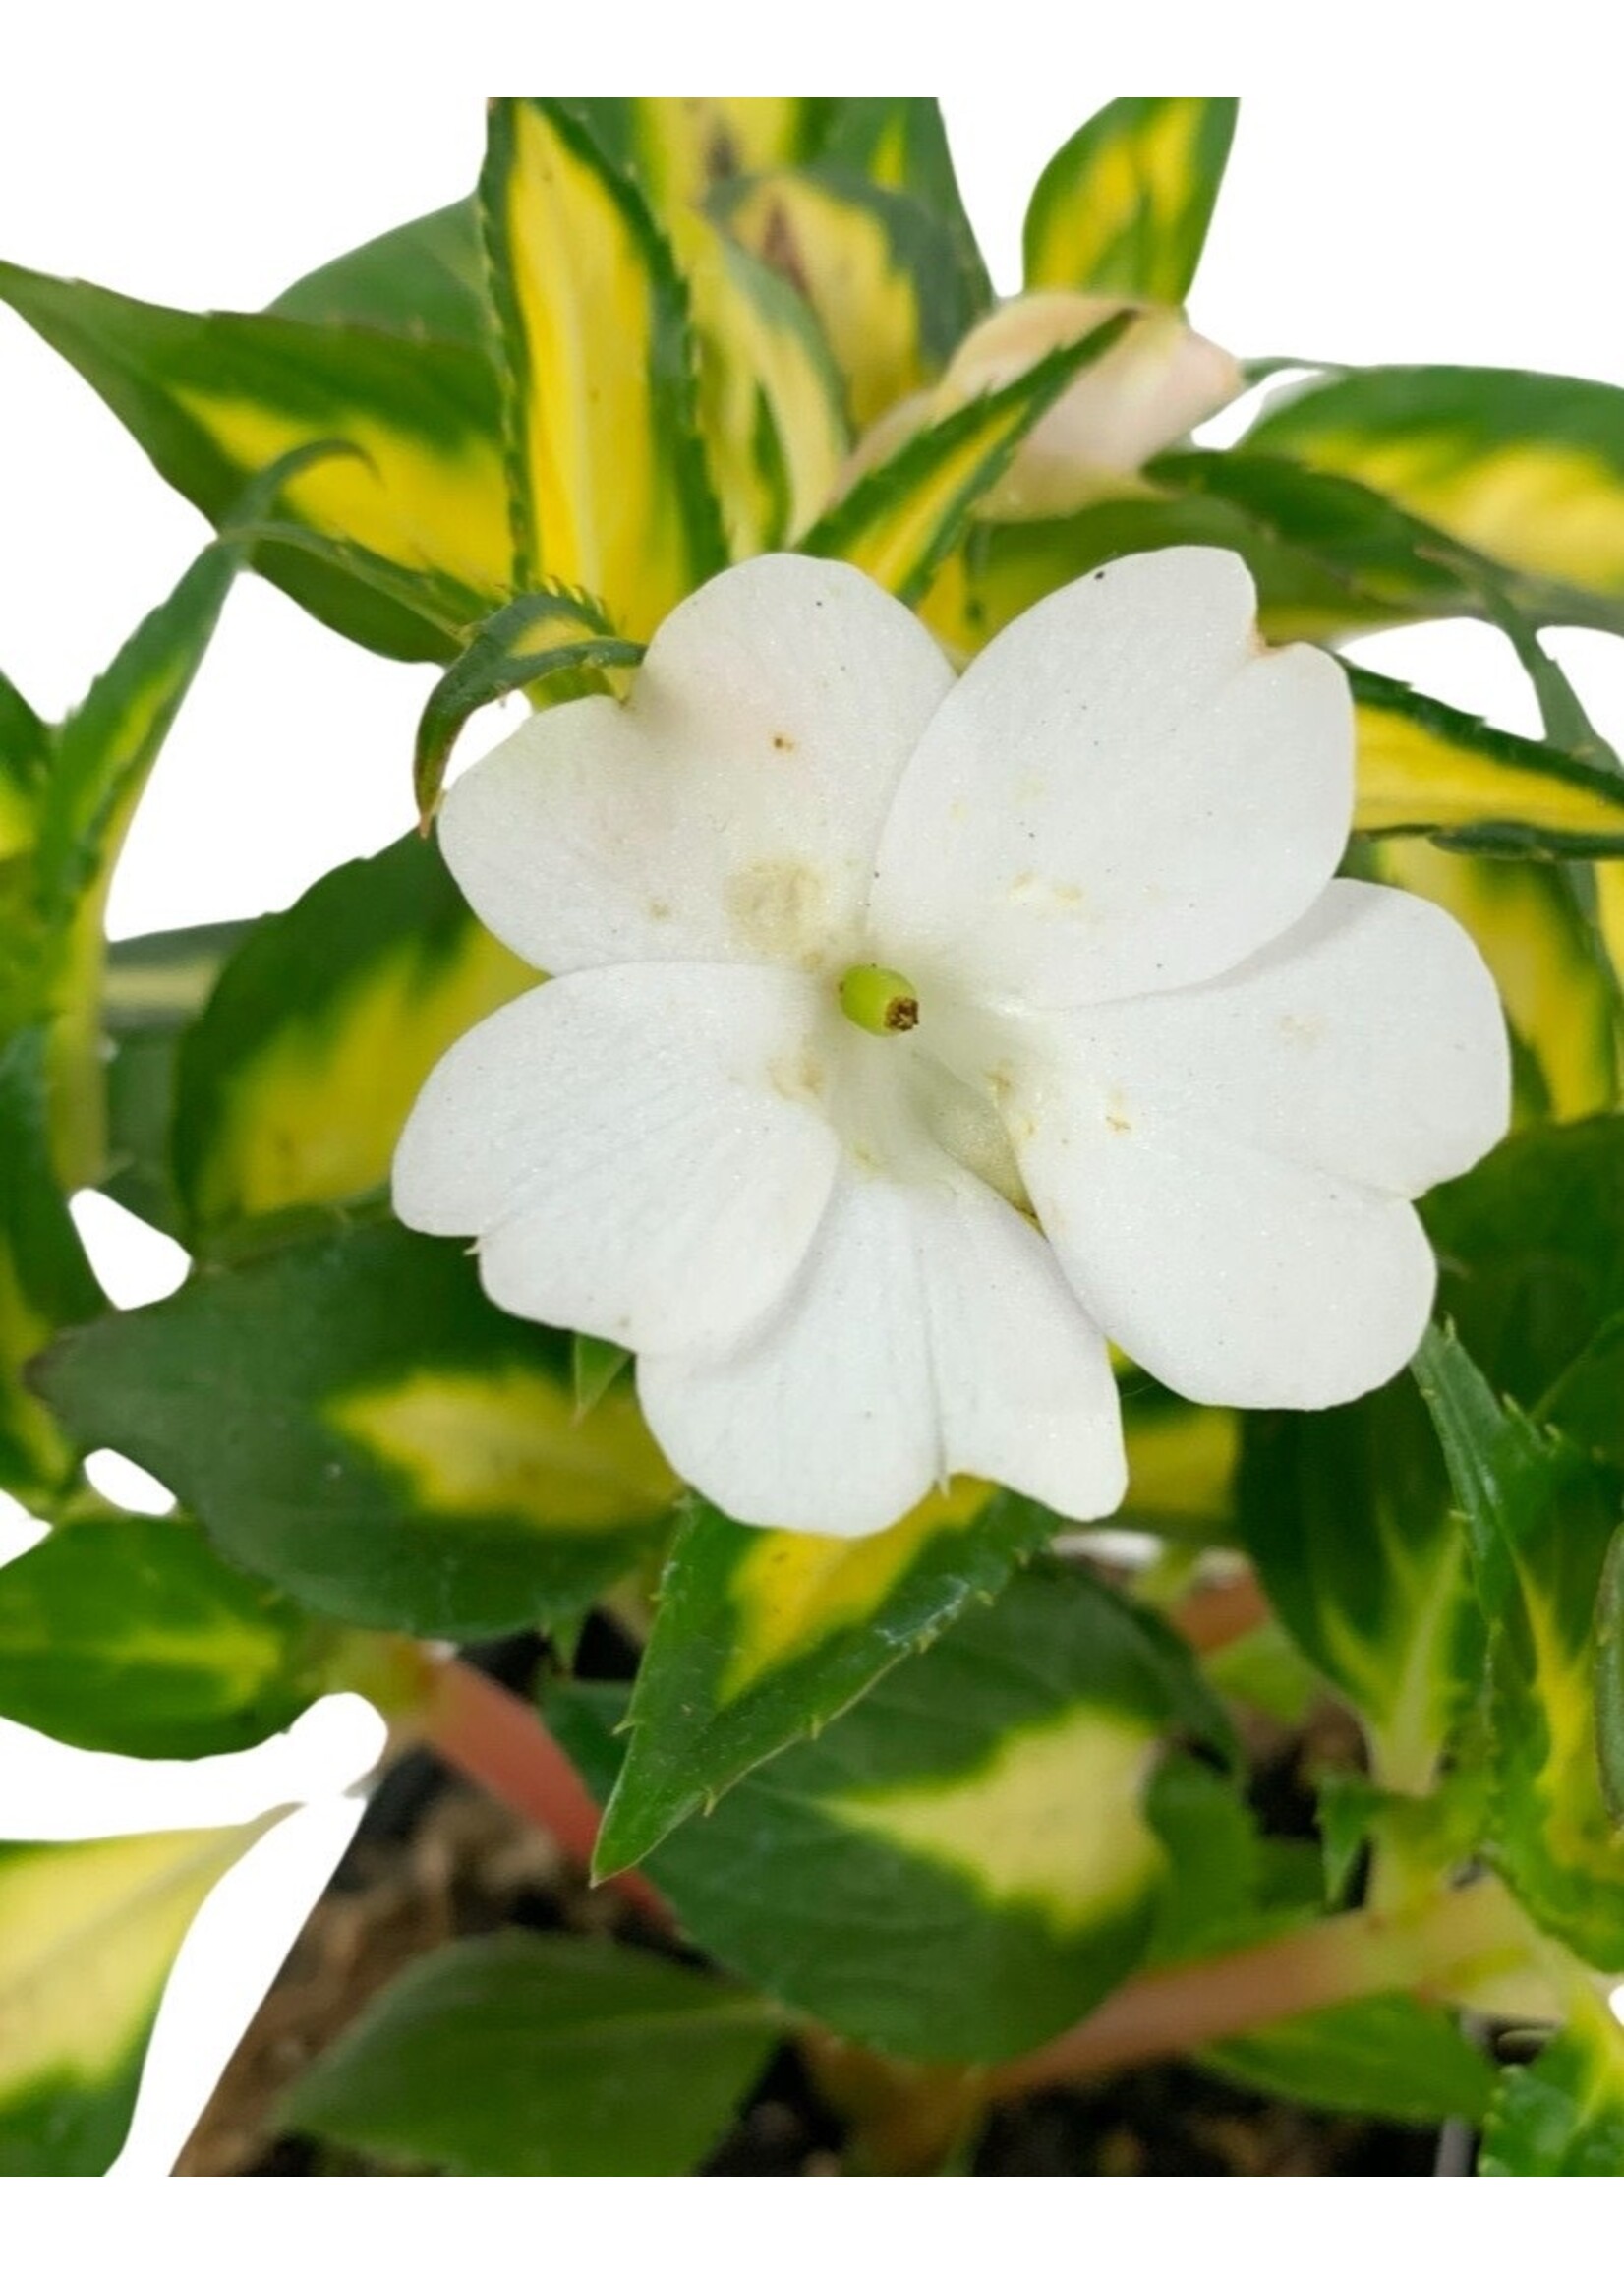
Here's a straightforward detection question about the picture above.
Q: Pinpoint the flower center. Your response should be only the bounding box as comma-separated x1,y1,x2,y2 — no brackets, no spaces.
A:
839,963,920,1036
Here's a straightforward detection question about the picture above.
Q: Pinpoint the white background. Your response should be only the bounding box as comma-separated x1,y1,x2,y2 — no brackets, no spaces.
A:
2,34,1622,2185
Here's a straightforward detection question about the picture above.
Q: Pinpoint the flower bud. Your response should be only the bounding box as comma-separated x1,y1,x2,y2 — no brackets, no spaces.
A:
839,291,1243,523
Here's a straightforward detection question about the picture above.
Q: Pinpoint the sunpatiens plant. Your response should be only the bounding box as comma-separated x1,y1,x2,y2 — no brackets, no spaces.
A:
4,94,1624,2178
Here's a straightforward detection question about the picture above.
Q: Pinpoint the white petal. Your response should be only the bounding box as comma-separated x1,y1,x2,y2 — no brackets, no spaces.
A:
870,548,1353,1011
1015,1092,1440,1412
392,964,840,1357
439,554,956,975
637,1169,1126,1536
1057,880,1511,1197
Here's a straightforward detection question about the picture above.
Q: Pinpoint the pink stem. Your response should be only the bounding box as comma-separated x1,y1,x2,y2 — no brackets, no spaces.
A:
412,1654,669,1927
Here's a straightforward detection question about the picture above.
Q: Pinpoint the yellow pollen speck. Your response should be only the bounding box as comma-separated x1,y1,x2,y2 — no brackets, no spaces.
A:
769,1047,825,1104
725,859,828,963
1010,872,1086,913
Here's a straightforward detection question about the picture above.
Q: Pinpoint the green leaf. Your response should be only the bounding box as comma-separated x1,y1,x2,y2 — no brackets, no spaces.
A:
799,315,1133,604
1204,1618,1324,1728
571,1333,630,1420
0,1518,331,1758
480,99,726,639
1374,845,1618,1127
0,258,509,662
269,198,492,350
413,588,641,824
5,526,259,1190
1348,662,1624,854
171,832,532,1244
282,1932,776,2176
1119,1374,1240,1538
1023,98,1239,303
573,98,825,214
817,100,991,312
554,1563,1237,2064
1424,1117,1624,1422
0,1027,101,1502
34,1220,678,1638
1153,446,1624,636
1413,1327,1624,1967
0,664,47,838
1596,1526,1624,1826
682,222,851,557
1238,1372,1483,1791
0,1814,277,2175
1205,1996,1496,2126
1139,1748,1271,1965
1245,363,1624,615
919,485,1410,663
594,1481,1058,1875
100,919,252,1234
1479,2001,1624,2176
716,166,972,432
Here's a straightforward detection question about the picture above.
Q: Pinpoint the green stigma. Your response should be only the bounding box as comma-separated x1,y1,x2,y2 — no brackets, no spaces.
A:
839,963,920,1036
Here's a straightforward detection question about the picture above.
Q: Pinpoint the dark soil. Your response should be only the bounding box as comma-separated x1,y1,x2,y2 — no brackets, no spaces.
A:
177,1649,1449,2180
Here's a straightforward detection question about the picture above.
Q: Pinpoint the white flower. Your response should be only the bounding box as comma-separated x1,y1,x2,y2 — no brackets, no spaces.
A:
393,549,1510,1537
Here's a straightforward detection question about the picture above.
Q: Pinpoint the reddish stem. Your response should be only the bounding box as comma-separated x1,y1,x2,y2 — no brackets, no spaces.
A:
986,1877,1532,2099
412,1654,669,1926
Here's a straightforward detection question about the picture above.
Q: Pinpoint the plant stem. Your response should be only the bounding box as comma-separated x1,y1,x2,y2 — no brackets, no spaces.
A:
394,1655,1543,2108
408,1653,669,1926
985,1877,1537,2099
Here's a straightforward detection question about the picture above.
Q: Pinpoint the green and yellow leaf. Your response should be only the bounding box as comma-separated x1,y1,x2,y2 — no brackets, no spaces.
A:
1414,1327,1624,1967
1371,841,1619,1124
1023,97,1239,304
716,167,972,433
1349,664,1624,853
555,1564,1239,2064
918,486,1411,661
35,1222,679,1637
480,99,726,637
1155,445,1624,638
1119,1376,1239,1537
270,198,491,349
414,588,642,824
0,1813,277,2175
100,919,252,1235
0,1027,102,1503
578,98,823,216
0,260,509,661
679,217,850,557
1246,364,1624,612
1479,1997,1624,2176
5,531,255,1189
0,1518,335,1758
594,1481,1058,1875
817,99,991,310
1239,1372,1483,1792
283,1933,777,2177
172,832,533,1242
0,665,46,854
